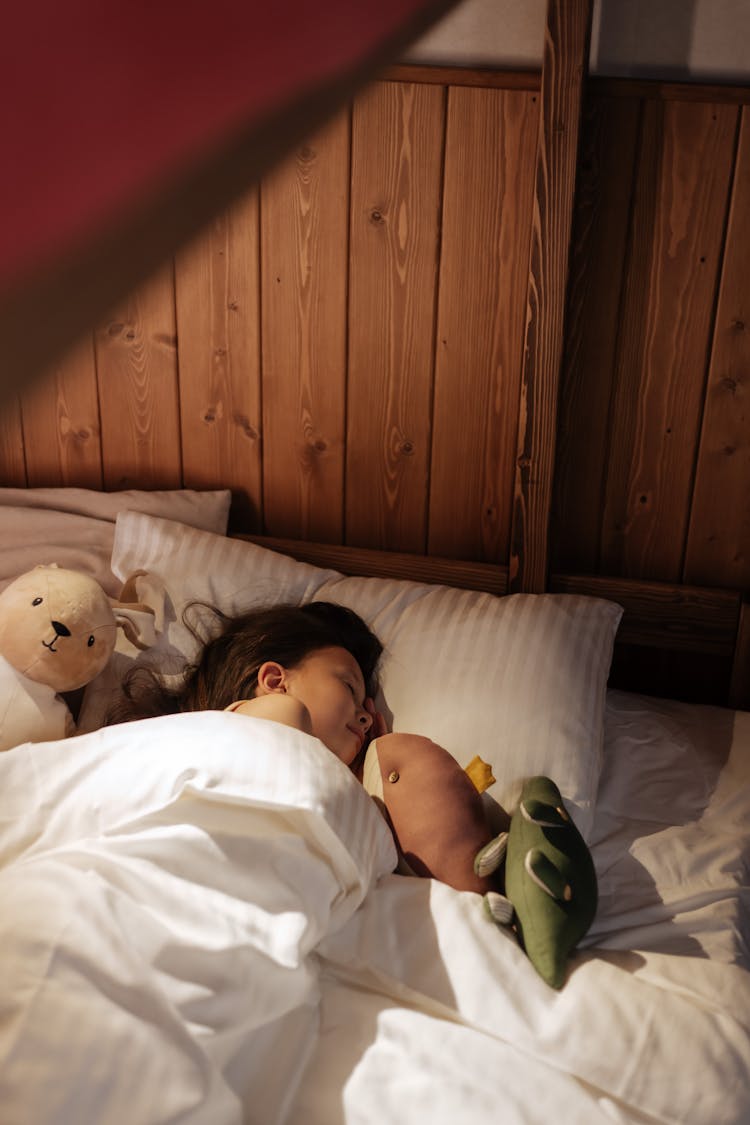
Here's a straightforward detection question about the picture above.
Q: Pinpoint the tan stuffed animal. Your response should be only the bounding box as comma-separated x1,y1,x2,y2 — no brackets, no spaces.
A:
0,565,117,752
362,733,508,893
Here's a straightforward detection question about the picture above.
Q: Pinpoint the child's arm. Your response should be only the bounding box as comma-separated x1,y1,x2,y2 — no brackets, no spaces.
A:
225,696,313,735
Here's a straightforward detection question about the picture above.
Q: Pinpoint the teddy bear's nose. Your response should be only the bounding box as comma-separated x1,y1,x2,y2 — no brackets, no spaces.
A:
51,620,71,637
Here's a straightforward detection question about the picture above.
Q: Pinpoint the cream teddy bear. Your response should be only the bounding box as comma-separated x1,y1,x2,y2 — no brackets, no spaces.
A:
0,565,117,752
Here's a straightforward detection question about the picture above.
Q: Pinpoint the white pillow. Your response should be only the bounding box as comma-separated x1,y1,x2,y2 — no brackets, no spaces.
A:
108,512,623,838
111,512,340,660
0,486,232,595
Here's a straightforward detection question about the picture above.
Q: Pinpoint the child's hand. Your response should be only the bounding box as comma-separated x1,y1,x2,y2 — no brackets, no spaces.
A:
364,697,388,741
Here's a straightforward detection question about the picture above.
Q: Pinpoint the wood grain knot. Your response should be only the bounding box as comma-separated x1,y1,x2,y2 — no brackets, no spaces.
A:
721,376,739,395
107,322,124,336
203,410,216,424
731,319,745,332
228,300,239,311
400,440,414,455
233,413,258,440
314,439,327,453
369,209,384,225
299,145,315,161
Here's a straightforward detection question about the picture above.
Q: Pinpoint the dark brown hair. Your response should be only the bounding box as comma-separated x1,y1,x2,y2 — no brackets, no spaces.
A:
108,601,383,724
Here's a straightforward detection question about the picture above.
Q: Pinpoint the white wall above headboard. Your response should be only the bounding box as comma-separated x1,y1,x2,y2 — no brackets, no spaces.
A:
405,0,750,83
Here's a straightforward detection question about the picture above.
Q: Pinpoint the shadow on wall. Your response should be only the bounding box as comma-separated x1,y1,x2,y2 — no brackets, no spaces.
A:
593,0,698,80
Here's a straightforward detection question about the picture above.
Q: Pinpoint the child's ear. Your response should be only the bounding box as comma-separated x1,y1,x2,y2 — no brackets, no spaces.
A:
256,661,288,695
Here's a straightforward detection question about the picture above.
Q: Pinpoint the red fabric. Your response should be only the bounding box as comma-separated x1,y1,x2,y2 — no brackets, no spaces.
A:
2,1,437,292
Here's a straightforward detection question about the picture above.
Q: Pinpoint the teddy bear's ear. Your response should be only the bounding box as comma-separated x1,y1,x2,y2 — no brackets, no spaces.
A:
110,598,156,652
117,572,145,605
110,569,156,651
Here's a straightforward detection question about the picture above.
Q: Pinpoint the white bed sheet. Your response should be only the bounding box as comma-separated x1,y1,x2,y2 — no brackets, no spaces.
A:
589,690,750,967
1,703,748,1125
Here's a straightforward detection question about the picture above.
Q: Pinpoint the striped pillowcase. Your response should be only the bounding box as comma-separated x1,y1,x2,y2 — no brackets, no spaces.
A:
316,576,622,838
110,512,623,838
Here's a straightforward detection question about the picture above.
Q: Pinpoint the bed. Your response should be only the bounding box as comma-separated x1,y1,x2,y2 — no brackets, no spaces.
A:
0,495,748,1124
2,2,749,1119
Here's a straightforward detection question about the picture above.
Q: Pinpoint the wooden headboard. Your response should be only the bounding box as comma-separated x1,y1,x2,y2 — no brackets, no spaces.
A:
1,56,748,708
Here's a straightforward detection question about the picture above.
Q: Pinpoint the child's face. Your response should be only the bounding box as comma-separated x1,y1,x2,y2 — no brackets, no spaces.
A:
284,645,372,765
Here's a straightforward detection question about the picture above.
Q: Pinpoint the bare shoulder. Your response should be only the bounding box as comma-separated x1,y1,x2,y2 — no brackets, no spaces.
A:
227,696,312,734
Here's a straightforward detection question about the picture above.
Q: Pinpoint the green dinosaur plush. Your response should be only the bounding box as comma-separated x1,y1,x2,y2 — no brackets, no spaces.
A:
476,776,598,989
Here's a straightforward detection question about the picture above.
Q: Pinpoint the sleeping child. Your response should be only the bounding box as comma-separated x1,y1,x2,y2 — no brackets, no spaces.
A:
110,600,510,899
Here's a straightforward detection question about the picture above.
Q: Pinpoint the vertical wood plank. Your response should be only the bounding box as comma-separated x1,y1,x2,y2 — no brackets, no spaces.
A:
509,0,594,592
175,190,261,528
429,86,539,561
600,100,738,581
729,597,750,711
551,92,641,572
0,398,27,486
261,110,350,541
685,107,750,591
347,81,444,552
95,265,182,489
20,334,103,488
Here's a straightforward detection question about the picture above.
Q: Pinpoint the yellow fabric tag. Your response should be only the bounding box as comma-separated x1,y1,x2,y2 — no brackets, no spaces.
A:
464,755,496,794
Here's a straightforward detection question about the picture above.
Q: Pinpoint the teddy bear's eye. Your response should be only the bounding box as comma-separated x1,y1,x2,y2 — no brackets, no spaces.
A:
32,597,43,606
87,635,95,647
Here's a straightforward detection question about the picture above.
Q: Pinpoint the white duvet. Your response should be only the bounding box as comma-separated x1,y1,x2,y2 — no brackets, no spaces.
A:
1,710,749,1124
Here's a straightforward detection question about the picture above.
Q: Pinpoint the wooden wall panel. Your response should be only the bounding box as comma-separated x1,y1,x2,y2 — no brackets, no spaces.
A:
95,265,182,489
347,81,444,552
509,0,593,593
5,66,748,636
685,107,750,591
20,335,103,488
175,190,261,528
260,111,350,541
429,86,538,561
551,94,641,572
599,99,738,581
0,398,27,486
